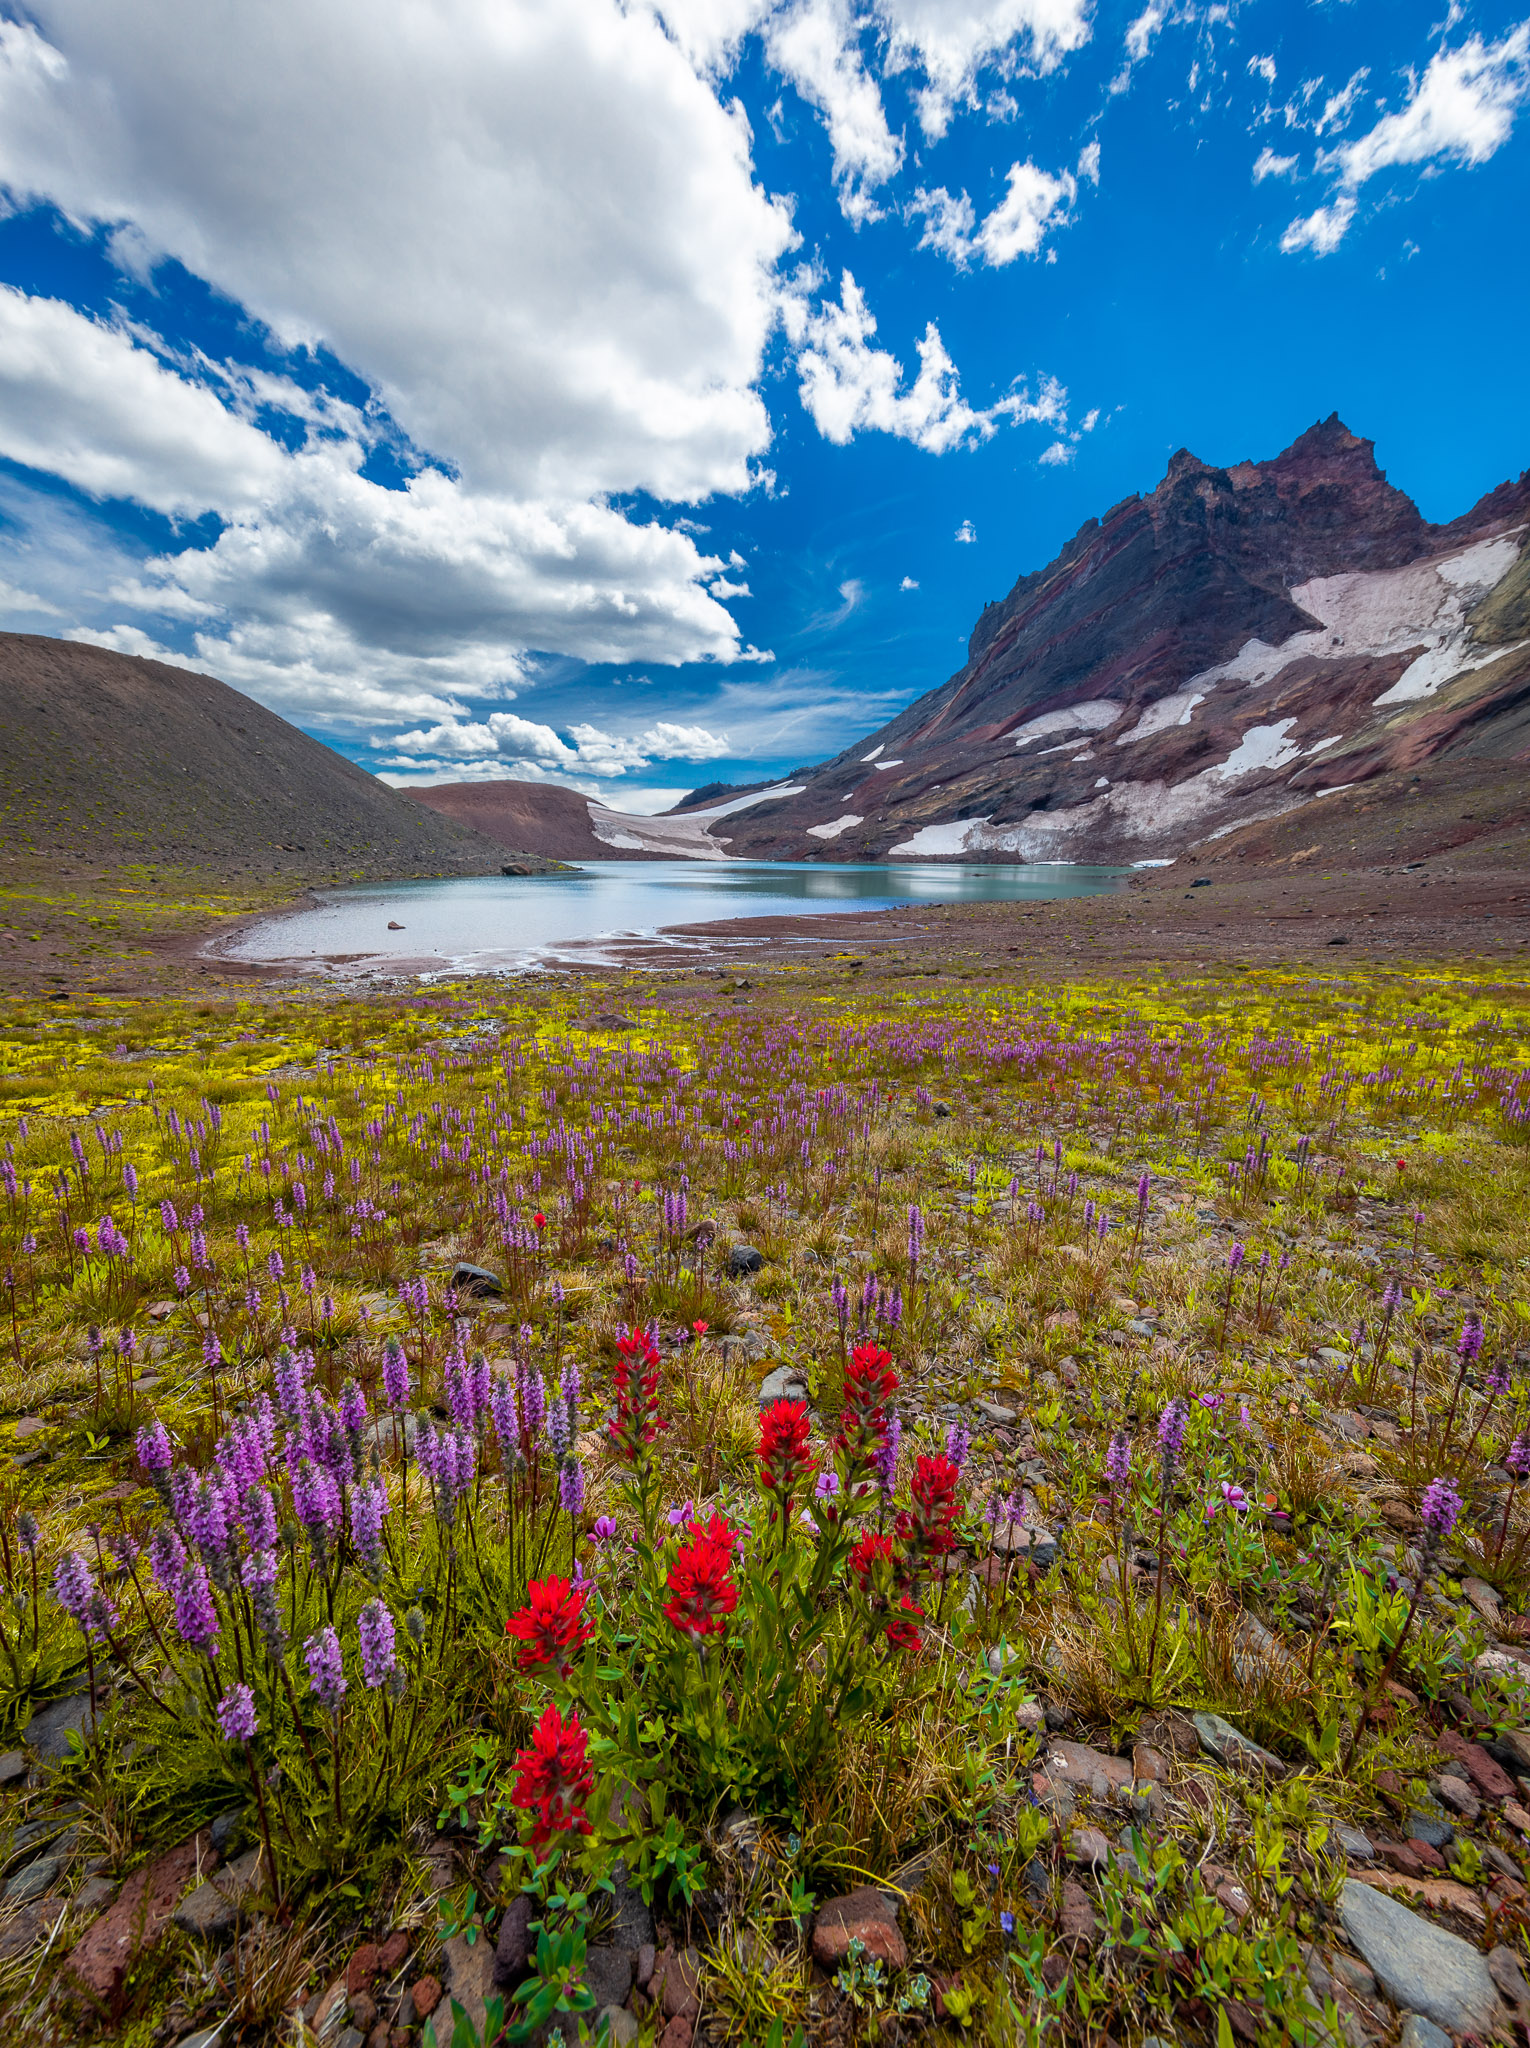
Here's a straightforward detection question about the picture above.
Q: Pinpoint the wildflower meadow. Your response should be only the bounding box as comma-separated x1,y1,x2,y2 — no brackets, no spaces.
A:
3,959,1530,2046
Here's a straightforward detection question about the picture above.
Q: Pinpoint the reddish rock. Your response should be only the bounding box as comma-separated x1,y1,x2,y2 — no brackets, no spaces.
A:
349,1991,379,2033
1214,1876,1252,1920
1406,1837,1446,1873
810,1889,907,1972
1040,1953,1070,1991
1438,1728,1515,1800
348,1940,382,1991
65,1832,211,2008
1137,1710,1199,1760
1039,1738,1132,1797
378,1929,411,1976
651,1944,703,2020
366,2025,391,2048
1131,1742,1166,1784
1377,1842,1424,1876
1058,1880,1098,1947
656,2020,692,2048
411,1974,442,2017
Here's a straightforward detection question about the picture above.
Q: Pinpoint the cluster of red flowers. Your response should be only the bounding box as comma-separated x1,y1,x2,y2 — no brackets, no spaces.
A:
504,1574,594,1678
609,1324,666,1465
509,1701,595,1850
899,1453,961,1564
849,1530,924,1651
834,1341,899,1479
758,1397,813,1508
664,1512,739,1641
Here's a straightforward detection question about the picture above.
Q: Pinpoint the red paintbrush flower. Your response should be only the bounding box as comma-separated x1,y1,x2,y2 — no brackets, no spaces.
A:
848,1531,898,1587
759,1398,813,1502
509,1701,595,1850
834,1341,899,1481
664,1519,738,1641
884,1595,924,1652
504,1575,594,1678
609,1324,666,1466
901,1452,961,1564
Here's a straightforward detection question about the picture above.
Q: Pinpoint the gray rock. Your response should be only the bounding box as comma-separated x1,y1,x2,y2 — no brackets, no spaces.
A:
595,2006,639,2046
757,1365,808,1407
1339,1878,1505,2036
450,1262,502,1299
437,1927,497,2045
1192,1712,1284,1777
1397,2017,1450,2048
24,1694,96,1761
493,1892,534,1989
1489,1943,1530,2006
1334,1825,1374,1861
4,1855,62,1903
1404,1809,1454,1850
208,1809,247,1856
583,1945,634,2008
728,1243,765,1277
0,1750,25,1786
973,1399,1018,1425
172,1847,263,1941
608,1870,655,1950
1329,1952,1375,2000
992,1522,1057,1569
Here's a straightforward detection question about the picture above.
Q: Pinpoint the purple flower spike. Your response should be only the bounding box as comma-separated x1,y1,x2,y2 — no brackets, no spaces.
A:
357,1599,399,1690
945,1421,971,1471
1228,1242,1245,1274
1420,1475,1463,1540
217,1683,258,1744
136,1418,173,1474
381,1340,410,1411
1104,1432,1131,1489
1157,1395,1189,1476
174,1561,221,1656
1457,1314,1484,1363
1508,1432,1530,1480
304,1624,347,1711
559,1459,586,1516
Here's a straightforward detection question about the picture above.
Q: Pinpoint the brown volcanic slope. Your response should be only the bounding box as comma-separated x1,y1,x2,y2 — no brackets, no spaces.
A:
0,633,509,881
406,778,638,862
711,416,1530,865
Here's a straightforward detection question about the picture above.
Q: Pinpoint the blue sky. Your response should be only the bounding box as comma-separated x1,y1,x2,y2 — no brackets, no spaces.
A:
0,0,1526,812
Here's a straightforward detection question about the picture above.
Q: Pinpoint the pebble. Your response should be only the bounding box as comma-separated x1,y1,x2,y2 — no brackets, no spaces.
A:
5,1856,63,1904
1397,2017,1450,2048
1192,1710,1284,1777
1339,1878,1505,2037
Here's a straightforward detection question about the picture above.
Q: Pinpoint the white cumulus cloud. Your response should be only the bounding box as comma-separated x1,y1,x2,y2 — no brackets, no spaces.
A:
909,158,1079,266
1252,147,1298,182
1280,24,1530,255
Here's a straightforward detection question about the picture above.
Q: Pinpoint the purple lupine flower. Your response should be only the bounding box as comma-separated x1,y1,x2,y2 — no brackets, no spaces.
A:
273,1347,307,1420
1508,1432,1530,1479
945,1421,971,1470
160,1199,179,1233
559,1459,586,1516
149,1523,187,1593
1381,1277,1402,1313
136,1417,173,1476
1457,1314,1484,1362
54,1550,103,1632
1104,1432,1131,1490
560,1360,581,1426
1228,1242,1245,1274
1157,1395,1189,1477
304,1624,346,1711
174,1561,221,1656
832,1276,848,1329
350,1477,388,1576
217,1684,258,1744
357,1599,399,1690
872,1410,902,1496
381,1340,410,1410
1420,1476,1463,1540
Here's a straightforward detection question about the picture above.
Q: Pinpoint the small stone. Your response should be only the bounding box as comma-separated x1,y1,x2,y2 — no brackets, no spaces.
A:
1496,1726,1530,1773
0,1750,25,1786
1339,1878,1506,2036
1462,1576,1502,1624
1131,1743,1166,1784
1489,1944,1530,2006
973,1399,1019,1425
0,1895,65,1961
172,1847,263,1940
450,1261,502,1298
1192,1711,1284,1777
24,1693,96,1762
66,1832,212,2005
1431,1774,1479,1820
583,1945,633,2009
377,1930,411,1976
1335,1825,1375,1861
1405,1810,1454,1850
636,1941,657,1988
1057,1880,1098,1947
656,2020,693,2048
1214,1875,1252,1920
727,1244,765,1277
598,2007,640,2046
1136,1709,1199,1759
410,1975,441,2017
756,1365,808,1407
810,1890,906,1972
1068,1827,1110,1868
5,1855,62,1904
71,1874,117,1922
209,1808,247,1856
348,1942,382,1993
1437,1728,1514,1800
1329,1952,1375,1999
652,1945,703,2020
608,1869,655,1949
439,1929,497,2042
1502,1797,1530,1835
493,1892,534,1988
349,1993,378,2034
1397,2016,1451,2048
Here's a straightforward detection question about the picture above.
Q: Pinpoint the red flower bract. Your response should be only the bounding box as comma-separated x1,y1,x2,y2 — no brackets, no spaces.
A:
834,1341,899,1480
904,1452,961,1562
664,1519,739,1641
759,1398,813,1498
609,1325,666,1465
884,1595,924,1652
849,1531,898,1587
504,1575,594,1677
509,1701,595,1850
